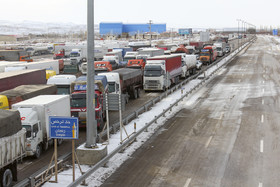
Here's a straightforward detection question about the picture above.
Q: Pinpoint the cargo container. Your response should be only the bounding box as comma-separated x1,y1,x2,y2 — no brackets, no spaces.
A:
0,69,46,92
0,61,23,73
12,95,71,158
0,50,33,62
144,55,182,91
0,84,57,109
137,48,164,57
5,60,60,74
0,110,26,187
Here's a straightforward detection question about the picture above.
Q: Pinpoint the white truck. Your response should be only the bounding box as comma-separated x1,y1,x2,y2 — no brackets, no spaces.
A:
123,51,139,62
214,42,226,57
70,48,87,65
94,46,108,60
102,55,120,65
0,61,23,73
4,60,60,74
177,54,197,78
25,46,50,56
137,48,164,57
0,110,26,187
12,95,71,158
47,75,76,95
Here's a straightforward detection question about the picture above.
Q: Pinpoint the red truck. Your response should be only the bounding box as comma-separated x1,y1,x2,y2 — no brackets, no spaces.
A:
127,59,146,70
143,55,182,91
70,75,107,129
94,61,116,74
199,46,218,65
0,69,46,92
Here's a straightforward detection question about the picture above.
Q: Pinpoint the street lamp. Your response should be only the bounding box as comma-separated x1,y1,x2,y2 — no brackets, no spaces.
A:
237,19,241,50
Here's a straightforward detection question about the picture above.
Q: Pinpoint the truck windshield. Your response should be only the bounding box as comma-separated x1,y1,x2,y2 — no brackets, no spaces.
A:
216,47,222,51
71,98,86,108
124,57,136,61
108,82,116,93
200,53,210,56
57,87,70,95
70,53,80,57
144,66,162,77
22,125,32,138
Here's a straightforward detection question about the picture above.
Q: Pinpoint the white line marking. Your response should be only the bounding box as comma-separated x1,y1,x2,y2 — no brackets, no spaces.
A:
205,136,213,148
263,88,265,93
260,140,264,153
184,178,192,187
261,114,264,123
259,182,263,187
262,99,264,105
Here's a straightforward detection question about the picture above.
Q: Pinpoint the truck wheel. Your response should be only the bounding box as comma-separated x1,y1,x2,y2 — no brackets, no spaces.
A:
57,139,63,146
2,168,13,187
133,89,138,99
137,88,141,98
34,145,42,159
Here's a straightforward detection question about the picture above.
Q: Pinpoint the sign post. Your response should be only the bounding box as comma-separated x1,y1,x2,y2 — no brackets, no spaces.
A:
49,116,79,182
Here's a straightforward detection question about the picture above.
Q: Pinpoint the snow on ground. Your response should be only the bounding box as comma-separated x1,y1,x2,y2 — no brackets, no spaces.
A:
43,44,244,187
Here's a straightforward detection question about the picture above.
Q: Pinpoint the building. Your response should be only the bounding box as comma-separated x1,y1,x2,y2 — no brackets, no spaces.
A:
99,22,166,36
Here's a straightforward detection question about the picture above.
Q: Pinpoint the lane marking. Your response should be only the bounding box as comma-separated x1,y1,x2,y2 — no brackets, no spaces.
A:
262,99,264,105
260,140,264,153
205,136,213,148
259,182,263,187
261,114,264,123
184,178,192,187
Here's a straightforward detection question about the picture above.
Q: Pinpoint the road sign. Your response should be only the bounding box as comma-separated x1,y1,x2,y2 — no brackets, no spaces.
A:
273,29,278,36
49,116,79,139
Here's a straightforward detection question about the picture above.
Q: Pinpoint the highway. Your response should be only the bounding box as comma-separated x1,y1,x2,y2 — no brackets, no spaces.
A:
98,36,280,186
15,37,243,185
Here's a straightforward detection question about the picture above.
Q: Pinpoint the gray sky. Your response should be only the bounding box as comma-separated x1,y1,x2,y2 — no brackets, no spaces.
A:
1,0,279,29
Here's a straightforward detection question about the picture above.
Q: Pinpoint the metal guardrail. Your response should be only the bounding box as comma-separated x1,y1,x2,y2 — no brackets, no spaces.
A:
68,37,256,187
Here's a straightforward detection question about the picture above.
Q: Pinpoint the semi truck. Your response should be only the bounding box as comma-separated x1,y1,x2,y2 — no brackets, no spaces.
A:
47,75,76,95
127,59,146,70
25,46,50,56
0,50,33,62
0,84,57,110
123,51,139,62
137,48,164,57
0,61,23,73
12,95,71,158
176,53,197,78
70,48,87,65
199,46,218,65
0,110,26,187
98,68,143,101
144,55,182,91
5,60,60,74
70,75,108,128
214,42,226,57
0,69,46,92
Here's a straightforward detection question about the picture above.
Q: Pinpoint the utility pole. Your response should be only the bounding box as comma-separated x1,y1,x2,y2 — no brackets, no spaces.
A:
148,20,152,46
237,19,240,50
86,0,97,148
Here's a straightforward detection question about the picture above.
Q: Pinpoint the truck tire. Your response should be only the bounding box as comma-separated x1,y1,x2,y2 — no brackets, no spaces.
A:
133,89,138,99
137,88,141,98
34,145,42,159
2,168,13,187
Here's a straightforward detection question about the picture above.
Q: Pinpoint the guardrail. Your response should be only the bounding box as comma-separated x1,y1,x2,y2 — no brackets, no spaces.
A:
68,37,256,187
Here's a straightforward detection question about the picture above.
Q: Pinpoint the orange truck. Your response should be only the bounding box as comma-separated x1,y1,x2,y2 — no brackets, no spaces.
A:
94,61,117,74
199,46,218,65
0,50,33,62
127,59,146,70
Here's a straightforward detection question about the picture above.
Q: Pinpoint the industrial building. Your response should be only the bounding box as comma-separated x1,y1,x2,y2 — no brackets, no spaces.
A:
99,22,166,36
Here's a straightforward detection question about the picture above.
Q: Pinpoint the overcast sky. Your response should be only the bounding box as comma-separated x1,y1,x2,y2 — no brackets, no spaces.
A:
1,0,279,29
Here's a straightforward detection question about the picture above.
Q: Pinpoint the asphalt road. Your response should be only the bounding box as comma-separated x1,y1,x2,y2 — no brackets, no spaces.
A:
100,35,279,187
15,37,244,184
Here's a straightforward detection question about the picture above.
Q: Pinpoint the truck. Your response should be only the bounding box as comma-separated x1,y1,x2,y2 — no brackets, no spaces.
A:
176,53,197,78
189,41,204,53
12,95,71,158
0,84,57,110
0,69,46,92
25,46,50,56
5,60,60,74
0,50,33,62
70,75,107,128
123,51,139,62
98,68,143,101
113,47,132,59
137,48,164,57
70,48,87,65
47,75,76,95
105,50,123,62
143,54,182,91
0,110,26,187
199,46,218,65
94,46,108,60
214,42,226,57
0,61,23,73
127,59,146,70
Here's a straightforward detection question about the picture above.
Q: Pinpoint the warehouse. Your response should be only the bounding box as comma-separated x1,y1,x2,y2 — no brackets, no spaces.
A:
99,22,166,36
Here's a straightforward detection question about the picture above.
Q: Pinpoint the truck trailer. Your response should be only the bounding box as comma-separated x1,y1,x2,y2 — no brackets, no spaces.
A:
0,50,33,62
0,110,26,187
0,69,46,92
144,55,182,91
12,95,71,158
0,84,57,109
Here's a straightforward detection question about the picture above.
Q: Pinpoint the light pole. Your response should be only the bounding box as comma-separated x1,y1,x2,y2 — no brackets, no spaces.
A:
148,20,152,46
86,0,97,147
237,19,241,50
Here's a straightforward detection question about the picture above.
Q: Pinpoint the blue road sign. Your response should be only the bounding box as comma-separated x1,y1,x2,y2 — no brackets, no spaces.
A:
273,29,278,36
49,116,79,139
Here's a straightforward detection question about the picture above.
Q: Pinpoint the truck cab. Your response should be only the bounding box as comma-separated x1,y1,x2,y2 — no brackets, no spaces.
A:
20,55,33,62
95,61,113,73
70,49,86,65
144,60,169,91
47,74,76,95
127,59,146,70
199,46,218,65
97,73,120,94
103,55,119,65
123,51,139,62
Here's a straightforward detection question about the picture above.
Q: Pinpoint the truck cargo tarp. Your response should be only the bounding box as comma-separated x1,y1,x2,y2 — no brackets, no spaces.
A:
0,109,22,138
113,68,142,81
